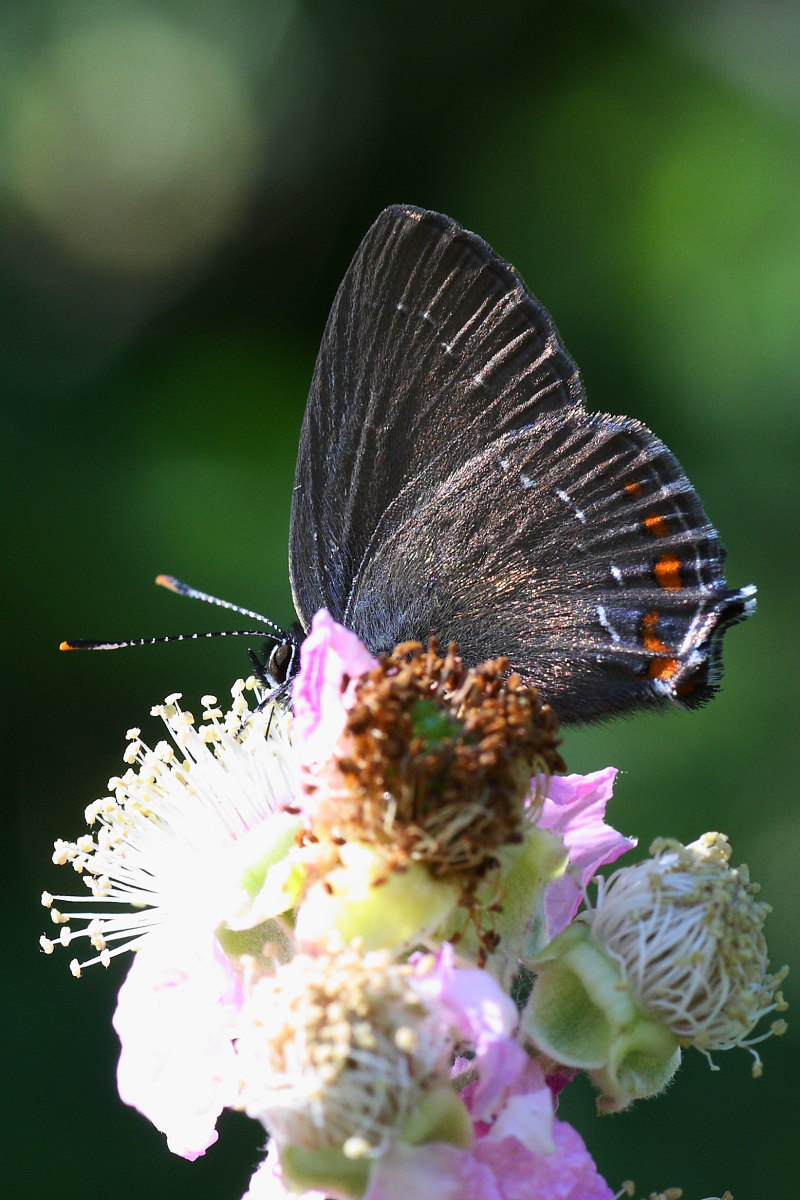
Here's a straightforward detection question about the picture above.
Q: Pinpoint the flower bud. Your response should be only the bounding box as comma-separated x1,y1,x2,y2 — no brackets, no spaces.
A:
523,833,787,1111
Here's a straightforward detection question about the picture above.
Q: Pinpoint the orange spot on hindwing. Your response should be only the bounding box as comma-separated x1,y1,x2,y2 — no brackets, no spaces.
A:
641,610,680,681
654,553,683,591
643,511,670,538
624,480,643,497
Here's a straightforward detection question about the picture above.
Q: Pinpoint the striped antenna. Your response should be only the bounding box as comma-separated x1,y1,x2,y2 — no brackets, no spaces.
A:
155,575,285,635
60,629,277,652
60,575,288,653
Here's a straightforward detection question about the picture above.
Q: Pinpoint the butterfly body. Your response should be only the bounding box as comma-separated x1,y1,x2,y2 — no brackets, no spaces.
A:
287,205,754,722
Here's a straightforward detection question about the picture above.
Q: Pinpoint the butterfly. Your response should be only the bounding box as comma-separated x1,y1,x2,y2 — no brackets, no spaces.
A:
65,205,755,723
285,204,754,722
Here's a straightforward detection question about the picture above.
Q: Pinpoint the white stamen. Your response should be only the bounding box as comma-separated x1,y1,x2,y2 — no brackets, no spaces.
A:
588,833,788,1067
41,681,297,973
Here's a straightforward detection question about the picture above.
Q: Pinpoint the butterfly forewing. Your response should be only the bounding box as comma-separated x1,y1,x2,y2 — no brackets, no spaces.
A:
288,204,754,722
290,205,584,626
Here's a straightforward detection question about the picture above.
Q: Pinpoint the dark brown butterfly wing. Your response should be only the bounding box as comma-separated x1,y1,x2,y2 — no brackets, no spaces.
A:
288,205,754,721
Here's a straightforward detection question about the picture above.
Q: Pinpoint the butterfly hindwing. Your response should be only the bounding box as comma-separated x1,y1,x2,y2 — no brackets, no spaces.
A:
341,413,753,720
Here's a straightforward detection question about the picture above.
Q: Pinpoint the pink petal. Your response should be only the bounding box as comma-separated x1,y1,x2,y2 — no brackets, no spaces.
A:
418,945,517,1040
473,1118,615,1200
113,931,242,1160
477,1059,554,1154
536,768,636,938
292,610,376,763
416,946,525,1117
368,1099,612,1200
366,1143,498,1200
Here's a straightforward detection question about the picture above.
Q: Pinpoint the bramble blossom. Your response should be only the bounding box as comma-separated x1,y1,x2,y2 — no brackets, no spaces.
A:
41,681,302,1156
42,610,784,1199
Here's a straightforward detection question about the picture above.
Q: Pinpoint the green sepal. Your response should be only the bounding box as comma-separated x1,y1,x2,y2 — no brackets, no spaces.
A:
447,827,567,990
238,814,304,900
279,1143,371,1200
399,1084,473,1148
592,1019,682,1113
216,916,294,966
497,827,569,957
296,842,458,951
223,812,306,932
523,921,681,1111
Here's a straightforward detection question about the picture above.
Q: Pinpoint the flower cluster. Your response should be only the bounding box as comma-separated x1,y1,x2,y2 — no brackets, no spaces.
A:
42,611,787,1199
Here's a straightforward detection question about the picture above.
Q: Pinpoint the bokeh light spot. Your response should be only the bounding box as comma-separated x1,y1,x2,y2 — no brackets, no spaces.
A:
7,12,260,272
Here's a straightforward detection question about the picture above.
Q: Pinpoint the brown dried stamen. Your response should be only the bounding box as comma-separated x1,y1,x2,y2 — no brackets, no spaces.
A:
311,641,564,882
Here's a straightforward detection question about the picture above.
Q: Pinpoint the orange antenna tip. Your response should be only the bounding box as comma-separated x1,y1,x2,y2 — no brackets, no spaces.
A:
59,641,75,651
155,574,179,592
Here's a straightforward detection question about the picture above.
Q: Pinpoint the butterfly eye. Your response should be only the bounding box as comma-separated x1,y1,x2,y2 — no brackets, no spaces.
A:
268,641,295,685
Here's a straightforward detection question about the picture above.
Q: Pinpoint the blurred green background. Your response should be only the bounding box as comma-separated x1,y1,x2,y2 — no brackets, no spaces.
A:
6,1,799,1196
